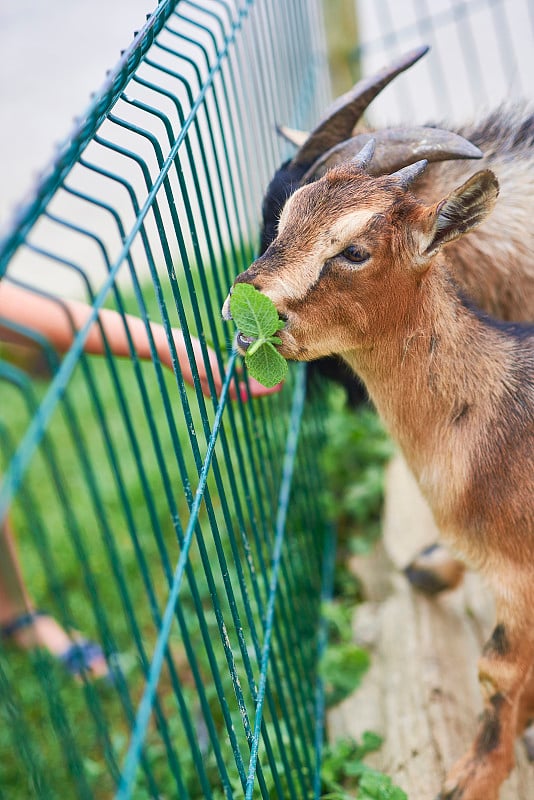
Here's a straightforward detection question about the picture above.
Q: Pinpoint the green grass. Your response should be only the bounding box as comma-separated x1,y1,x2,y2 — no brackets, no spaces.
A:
0,358,225,798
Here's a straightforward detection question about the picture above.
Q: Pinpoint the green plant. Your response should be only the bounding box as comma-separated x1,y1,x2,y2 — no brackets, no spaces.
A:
317,389,404,799
321,395,394,553
320,600,370,707
321,734,407,800
228,283,288,387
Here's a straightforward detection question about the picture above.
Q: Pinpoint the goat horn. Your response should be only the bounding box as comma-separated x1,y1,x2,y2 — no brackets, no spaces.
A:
291,44,429,167
390,159,429,188
300,127,482,183
276,124,309,148
350,138,376,170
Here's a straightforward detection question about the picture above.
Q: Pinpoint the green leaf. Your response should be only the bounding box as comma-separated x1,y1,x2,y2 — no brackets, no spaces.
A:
226,283,289,387
245,341,288,388
246,339,263,357
356,769,408,800
360,731,384,756
229,283,281,338
320,643,370,706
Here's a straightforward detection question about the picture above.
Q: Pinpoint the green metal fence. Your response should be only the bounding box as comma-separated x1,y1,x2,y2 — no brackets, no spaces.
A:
0,2,334,798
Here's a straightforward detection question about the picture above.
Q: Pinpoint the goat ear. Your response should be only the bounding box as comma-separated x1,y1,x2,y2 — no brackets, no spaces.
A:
419,170,499,260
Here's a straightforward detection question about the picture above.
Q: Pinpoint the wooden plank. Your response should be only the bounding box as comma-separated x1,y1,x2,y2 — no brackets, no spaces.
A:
327,453,534,799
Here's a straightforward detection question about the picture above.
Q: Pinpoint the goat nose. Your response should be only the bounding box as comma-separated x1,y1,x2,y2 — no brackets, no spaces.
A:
234,274,259,289
233,259,266,286
222,265,263,320
234,272,257,286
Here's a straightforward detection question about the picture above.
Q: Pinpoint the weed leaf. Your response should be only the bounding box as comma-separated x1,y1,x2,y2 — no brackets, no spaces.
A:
230,283,280,338
245,341,288,388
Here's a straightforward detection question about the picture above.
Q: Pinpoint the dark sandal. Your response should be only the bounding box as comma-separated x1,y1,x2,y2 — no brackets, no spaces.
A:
0,609,49,639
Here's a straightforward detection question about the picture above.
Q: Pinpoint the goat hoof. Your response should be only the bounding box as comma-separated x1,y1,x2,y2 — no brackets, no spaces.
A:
523,721,534,761
404,563,451,594
404,543,465,595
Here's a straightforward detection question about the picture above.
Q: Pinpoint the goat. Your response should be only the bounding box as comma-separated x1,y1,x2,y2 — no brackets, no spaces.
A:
223,146,534,800
261,46,534,389
260,46,534,596
260,45,486,409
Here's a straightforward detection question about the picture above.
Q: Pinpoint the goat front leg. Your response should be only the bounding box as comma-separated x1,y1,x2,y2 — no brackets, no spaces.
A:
437,586,534,800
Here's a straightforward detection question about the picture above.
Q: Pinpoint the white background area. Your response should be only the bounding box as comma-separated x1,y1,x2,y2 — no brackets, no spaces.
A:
355,0,534,126
0,1,157,226
3,0,534,225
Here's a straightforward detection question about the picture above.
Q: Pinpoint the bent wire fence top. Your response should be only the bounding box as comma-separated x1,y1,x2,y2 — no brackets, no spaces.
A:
0,1,334,798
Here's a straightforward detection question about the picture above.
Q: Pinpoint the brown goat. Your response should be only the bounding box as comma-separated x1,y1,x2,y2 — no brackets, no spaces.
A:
267,48,534,596
223,150,534,799
270,47,534,323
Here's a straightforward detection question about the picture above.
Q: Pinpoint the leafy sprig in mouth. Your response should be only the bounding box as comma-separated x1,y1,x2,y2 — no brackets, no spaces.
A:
227,283,288,388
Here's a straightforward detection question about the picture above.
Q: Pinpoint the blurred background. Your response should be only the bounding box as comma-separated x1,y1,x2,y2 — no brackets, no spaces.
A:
3,0,533,243
344,0,534,124
0,1,155,225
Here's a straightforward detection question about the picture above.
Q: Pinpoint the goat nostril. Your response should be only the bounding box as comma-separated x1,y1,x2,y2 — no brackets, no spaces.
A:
278,312,288,322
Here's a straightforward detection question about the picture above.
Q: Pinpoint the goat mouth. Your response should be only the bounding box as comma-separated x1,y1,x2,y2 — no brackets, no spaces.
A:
236,331,255,351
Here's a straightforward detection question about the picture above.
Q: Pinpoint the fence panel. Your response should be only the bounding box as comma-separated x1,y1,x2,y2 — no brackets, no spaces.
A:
0,2,334,798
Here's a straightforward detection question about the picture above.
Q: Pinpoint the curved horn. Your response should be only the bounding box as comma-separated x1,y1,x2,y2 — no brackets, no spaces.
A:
292,45,429,167
390,159,429,189
300,127,483,183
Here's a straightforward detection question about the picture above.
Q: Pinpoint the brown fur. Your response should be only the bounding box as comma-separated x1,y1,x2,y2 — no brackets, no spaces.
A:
226,162,534,799
393,110,534,598
415,105,534,321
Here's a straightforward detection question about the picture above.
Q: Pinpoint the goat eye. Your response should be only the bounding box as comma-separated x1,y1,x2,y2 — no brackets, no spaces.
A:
341,245,370,265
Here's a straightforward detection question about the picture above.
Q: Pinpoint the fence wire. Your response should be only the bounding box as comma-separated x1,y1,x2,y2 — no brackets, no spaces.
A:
3,1,528,798
0,2,333,798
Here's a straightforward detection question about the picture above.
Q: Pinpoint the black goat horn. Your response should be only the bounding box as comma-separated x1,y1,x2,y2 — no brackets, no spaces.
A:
291,45,429,167
300,127,483,183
